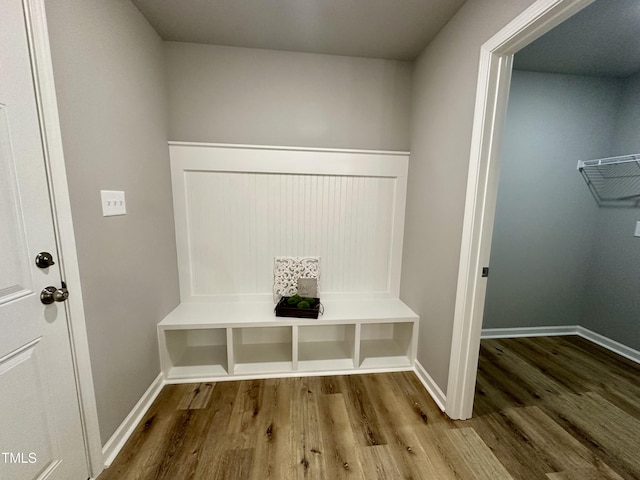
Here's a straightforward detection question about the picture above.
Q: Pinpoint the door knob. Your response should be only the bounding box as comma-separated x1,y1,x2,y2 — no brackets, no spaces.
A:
40,286,69,305
35,252,55,269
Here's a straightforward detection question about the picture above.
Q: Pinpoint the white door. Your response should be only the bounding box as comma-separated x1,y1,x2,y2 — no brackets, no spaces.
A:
0,0,88,479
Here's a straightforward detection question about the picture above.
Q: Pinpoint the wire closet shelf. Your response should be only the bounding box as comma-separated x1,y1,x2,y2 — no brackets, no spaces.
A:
577,154,640,207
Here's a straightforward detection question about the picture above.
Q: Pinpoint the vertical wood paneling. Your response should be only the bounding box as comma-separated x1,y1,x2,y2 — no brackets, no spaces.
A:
184,171,397,297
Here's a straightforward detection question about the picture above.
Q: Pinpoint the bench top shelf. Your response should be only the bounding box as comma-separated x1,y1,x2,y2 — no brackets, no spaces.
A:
159,298,418,330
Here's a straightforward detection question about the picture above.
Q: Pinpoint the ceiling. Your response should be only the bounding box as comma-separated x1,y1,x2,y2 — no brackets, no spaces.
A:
515,0,640,78
130,0,466,61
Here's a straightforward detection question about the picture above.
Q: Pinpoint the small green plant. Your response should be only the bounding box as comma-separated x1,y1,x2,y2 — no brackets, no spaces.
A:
287,294,302,305
297,300,311,309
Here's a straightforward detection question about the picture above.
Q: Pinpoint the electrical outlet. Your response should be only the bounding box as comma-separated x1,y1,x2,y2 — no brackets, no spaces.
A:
100,190,126,216
634,221,640,237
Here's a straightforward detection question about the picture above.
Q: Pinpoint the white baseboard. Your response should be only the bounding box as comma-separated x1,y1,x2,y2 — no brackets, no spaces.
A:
576,326,640,365
413,360,446,411
481,325,578,339
102,373,164,468
481,325,640,366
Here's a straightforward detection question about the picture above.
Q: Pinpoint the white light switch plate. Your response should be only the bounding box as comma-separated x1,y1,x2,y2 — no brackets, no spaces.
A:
100,190,126,216
635,221,640,237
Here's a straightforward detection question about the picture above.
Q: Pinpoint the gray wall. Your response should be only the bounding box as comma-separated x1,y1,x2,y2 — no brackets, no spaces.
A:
483,71,620,329
164,42,412,150
46,0,180,444
612,71,640,154
400,0,537,393
582,72,640,350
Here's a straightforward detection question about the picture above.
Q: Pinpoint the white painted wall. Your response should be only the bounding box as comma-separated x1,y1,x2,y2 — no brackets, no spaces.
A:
400,0,537,393
164,42,412,151
46,0,180,444
582,71,640,350
483,71,620,329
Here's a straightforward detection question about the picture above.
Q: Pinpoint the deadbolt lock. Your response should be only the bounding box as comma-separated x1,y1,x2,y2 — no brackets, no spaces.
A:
35,252,55,269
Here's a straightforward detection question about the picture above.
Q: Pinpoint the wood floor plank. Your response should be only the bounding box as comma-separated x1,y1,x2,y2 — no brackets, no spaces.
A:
467,409,560,480
559,336,640,379
362,374,451,480
190,381,242,479
319,375,342,395
226,379,265,449
388,371,451,427
552,337,640,419
359,445,403,480
474,339,568,415
248,378,295,480
338,374,388,447
290,377,326,480
98,384,195,480
178,382,215,410
153,409,216,480
212,448,254,480
469,404,619,480
317,393,364,479
546,465,625,480
396,425,460,480
506,337,594,394
446,427,515,480
542,392,640,480
487,339,570,398
411,423,475,479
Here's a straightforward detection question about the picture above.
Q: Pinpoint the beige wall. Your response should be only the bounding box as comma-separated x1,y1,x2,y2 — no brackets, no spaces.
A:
46,0,180,444
165,42,413,150
400,0,538,393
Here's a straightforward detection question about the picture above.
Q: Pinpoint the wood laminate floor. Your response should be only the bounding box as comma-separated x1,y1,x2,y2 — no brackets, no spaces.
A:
98,336,640,479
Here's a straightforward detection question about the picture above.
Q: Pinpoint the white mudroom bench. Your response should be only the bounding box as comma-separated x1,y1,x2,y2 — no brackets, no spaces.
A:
159,143,418,383
158,298,418,382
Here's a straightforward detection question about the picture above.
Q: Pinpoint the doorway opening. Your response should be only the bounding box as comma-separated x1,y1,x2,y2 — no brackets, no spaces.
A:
446,0,596,420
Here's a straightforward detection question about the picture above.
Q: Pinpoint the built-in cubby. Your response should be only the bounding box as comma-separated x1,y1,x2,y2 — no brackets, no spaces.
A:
161,328,228,379
158,299,418,382
359,322,414,368
232,326,293,375
298,324,356,372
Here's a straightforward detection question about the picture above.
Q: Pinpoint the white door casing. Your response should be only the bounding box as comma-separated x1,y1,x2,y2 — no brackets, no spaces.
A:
446,0,594,420
0,0,89,478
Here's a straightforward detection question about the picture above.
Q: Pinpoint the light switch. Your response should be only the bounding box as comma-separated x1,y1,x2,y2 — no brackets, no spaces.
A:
635,221,640,237
100,190,126,216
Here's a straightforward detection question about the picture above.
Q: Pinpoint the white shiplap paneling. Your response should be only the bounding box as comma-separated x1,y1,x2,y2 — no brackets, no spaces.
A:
171,143,409,301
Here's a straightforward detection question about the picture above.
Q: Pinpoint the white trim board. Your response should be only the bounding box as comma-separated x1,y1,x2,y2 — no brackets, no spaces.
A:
481,325,577,339
164,366,416,385
414,361,446,412
102,373,164,468
24,0,103,475
481,326,640,365
168,141,410,156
